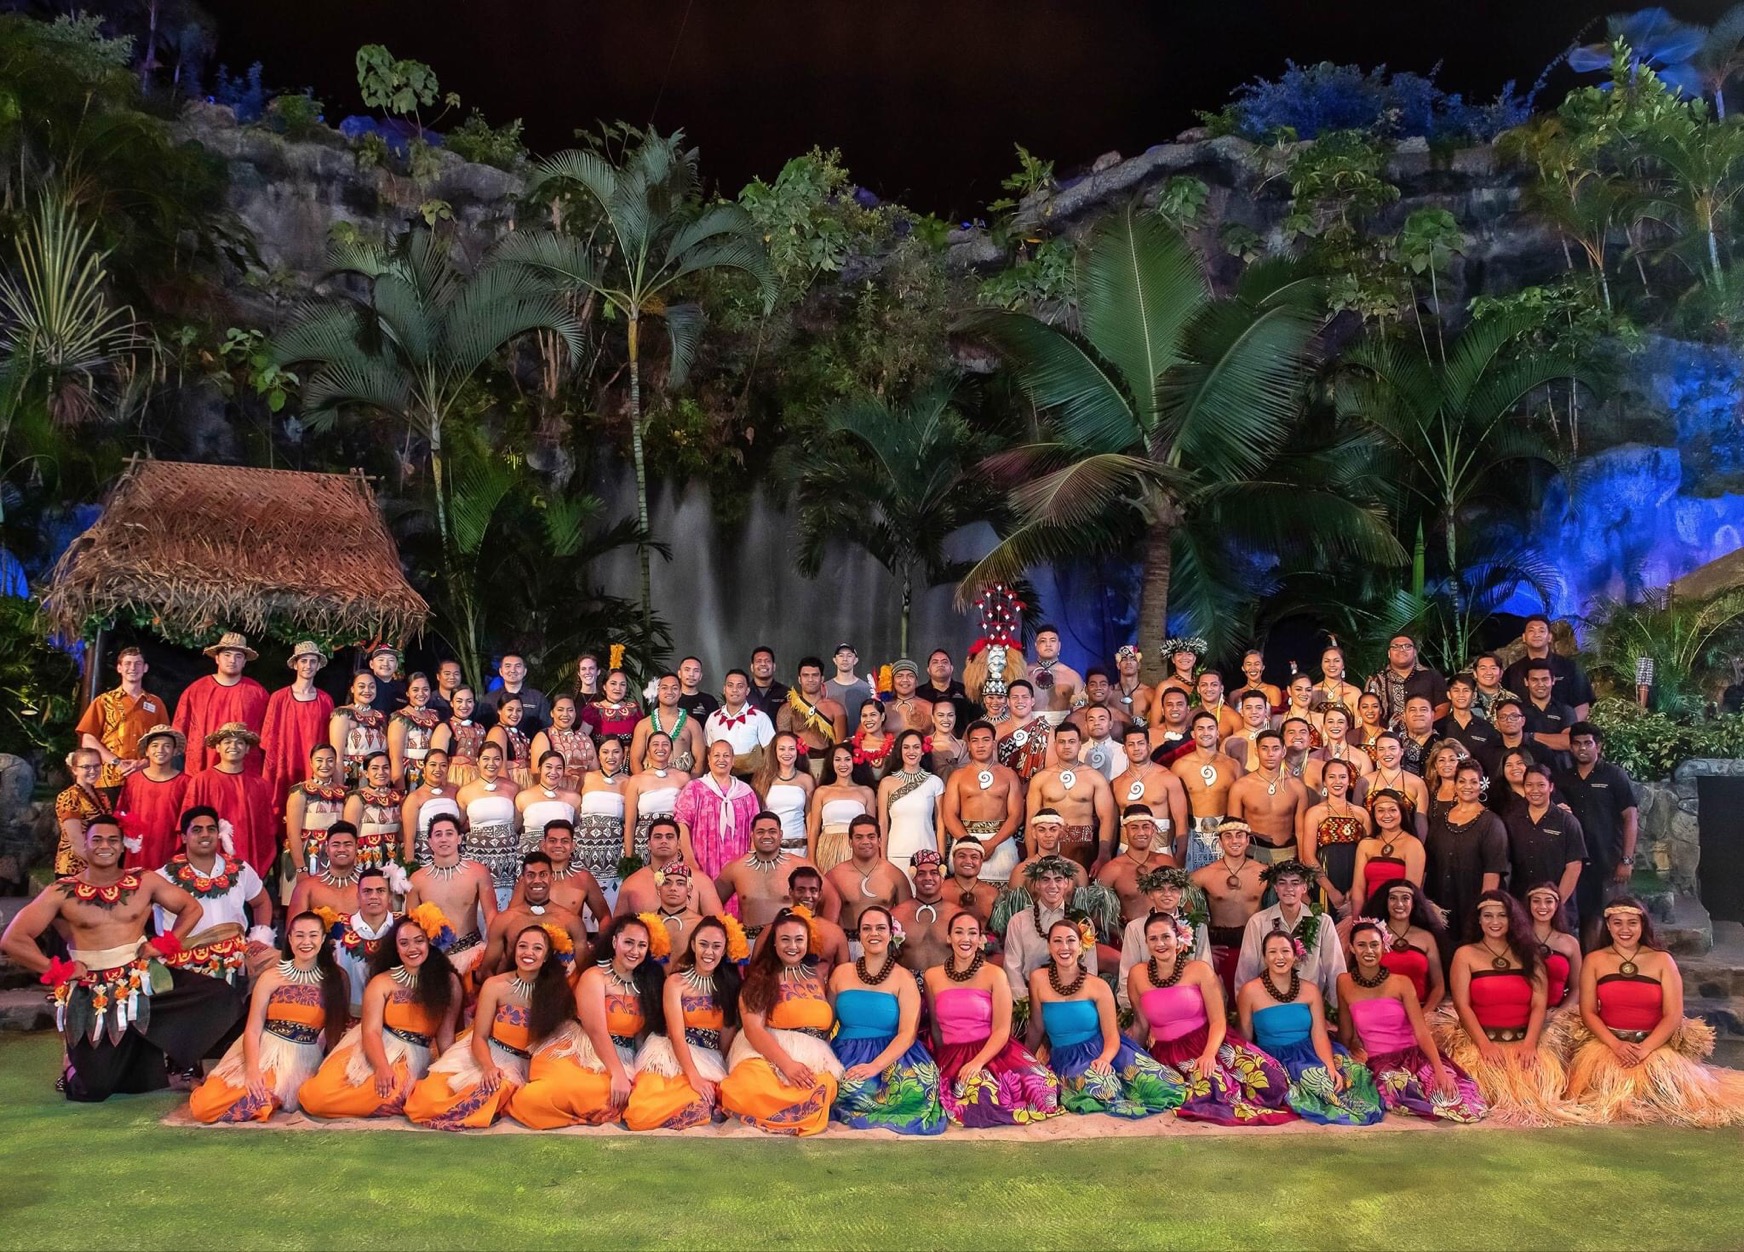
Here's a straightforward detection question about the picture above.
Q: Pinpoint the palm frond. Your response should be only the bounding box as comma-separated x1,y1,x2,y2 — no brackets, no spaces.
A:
958,310,1141,452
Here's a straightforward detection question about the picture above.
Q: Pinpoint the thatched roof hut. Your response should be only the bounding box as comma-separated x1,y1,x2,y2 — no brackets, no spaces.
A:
1671,546,1744,603
43,459,429,647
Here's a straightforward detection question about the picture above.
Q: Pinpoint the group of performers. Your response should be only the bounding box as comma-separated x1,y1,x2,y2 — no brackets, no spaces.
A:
8,610,1741,1133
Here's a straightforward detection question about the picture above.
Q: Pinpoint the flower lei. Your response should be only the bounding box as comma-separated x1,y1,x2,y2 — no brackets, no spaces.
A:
850,730,894,767
165,854,238,899
59,871,143,910
302,780,348,802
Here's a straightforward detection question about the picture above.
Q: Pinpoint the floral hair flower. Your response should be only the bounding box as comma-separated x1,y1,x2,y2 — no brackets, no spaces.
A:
408,902,457,950
311,904,344,935
889,917,906,949
148,933,184,959
539,923,574,957
719,914,750,962
636,912,672,961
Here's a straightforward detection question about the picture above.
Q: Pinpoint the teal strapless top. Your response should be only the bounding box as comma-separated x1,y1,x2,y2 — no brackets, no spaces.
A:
834,989,900,1040
1251,1001,1313,1049
1040,998,1101,1049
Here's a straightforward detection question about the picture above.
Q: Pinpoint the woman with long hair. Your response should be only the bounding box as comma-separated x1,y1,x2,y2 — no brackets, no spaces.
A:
1561,898,1744,1126
429,685,485,786
1028,918,1184,1118
719,910,844,1135
1526,882,1583,1020
1339,919,1486,1123
1128,911,1294,1126
510,914,666,1128
922,911,1059,1127
330,672,386,789
879,730,944,879
754,732,815,858
405,925,572,1129
807,744,875,873
298,915,463,1118
1432,890,1572,1126
485,695,534,789
827,906,945,1134
582,668,642,751
1424,742,1464,826
1301,757,1369,913
190,912,347,1123
1357,879,1449,1014
1347,791,1426,918
1237,930,1384,1125
576,737,630,905
624,915,747,1130
531,694,598,793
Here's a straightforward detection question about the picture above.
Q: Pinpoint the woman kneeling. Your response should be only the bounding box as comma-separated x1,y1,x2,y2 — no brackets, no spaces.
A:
625,915,747,1130
720,910,844,1135
827,905,944,1134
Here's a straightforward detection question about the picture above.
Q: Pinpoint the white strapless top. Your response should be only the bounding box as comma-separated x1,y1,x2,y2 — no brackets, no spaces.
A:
765,783,808,844
580,790,625,817
415,796,460,834
521,799,575,831
465,793,516,826
638,785,679,816
820,798,867,827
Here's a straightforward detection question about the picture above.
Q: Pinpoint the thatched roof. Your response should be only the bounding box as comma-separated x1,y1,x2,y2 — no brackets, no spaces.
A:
1671,546,1744,602
44,459,429,646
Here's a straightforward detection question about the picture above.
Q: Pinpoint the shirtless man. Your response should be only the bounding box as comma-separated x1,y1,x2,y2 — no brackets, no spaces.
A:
399,747,457,863
938,836,998,928
1027,625,1083,722
1075,705,1124,782
716,811,840,933
403,814,499,955
775,657,848,779
480,852,588,977
288,822,362,917
779,867,850,975
1066,669,1117,736
823,815,914,935
1170,712,1245,872
1,816,241,1101
890,849,953,972
1195,670,1245,739
882,660,934,733
1025,723,1116,870
1226,729,1311,869
1279,717,1315,786
940,722,1023,882
1111,645,1154,727
1224,690,1274,772
1095,805,1179,924
642,857,704,950
1189,821,1266,1001
510,819,612,933
1110,725,1187,855
616,817,724,918
1008,809,1089,891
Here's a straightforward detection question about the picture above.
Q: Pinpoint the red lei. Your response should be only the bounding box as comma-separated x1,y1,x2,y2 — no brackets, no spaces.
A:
60,871,143,909
165,854,239,898
850,730,894,768
339,927,387,960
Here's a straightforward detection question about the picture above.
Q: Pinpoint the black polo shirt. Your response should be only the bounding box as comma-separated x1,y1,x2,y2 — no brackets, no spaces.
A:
365,676,406,717
1502,804,1587,897
1503,652,1595,711
1554,761,1636,871
478,683,551,735
1436,711,1502,775
677,691,720,719
1523,698,1577,771
746,681,791,718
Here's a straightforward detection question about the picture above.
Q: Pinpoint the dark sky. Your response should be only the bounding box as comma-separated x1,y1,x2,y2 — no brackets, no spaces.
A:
202,0,1722,216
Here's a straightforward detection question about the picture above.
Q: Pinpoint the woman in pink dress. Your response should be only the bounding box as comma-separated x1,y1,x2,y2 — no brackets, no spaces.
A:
673,740,760,880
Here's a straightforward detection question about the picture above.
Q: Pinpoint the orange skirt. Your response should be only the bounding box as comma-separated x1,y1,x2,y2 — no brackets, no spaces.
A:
623,1034,726,1132
404,1032,528,1129
189,1031,323,1124
508,1024,637,1129
719,1029,843,1137
298,1026,433,1119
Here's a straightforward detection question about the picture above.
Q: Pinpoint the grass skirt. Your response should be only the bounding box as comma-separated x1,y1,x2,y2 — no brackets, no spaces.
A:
1045,1034,1185,1119
403,1031,528,1129
1562,1015,1744,1128
1149,1026,1297,1126
719,1028,843,1136
831,1034,946,1135
1430,1017,1579,1127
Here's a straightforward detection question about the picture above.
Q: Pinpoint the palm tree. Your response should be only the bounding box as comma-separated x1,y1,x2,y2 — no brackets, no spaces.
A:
501,127,774,631
1334,311,1588,634
791,381,1002,655
1585,587,1744,714
958,203,1401,679
271,228,584,559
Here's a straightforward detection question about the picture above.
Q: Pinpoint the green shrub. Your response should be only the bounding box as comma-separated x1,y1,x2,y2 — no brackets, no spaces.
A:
265,91,324,140
1589,697,1744,781
444,110,525,170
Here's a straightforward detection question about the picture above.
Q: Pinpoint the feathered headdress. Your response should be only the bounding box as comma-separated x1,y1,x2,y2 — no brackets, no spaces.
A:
609,642,626,671
787,904,824,954
539,923,575,958
407,902,457,951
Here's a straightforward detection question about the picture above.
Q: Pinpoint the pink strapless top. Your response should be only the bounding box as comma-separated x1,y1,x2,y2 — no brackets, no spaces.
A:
933,987,993,1045
1348,996,1416,1053
1139,984,1208,1043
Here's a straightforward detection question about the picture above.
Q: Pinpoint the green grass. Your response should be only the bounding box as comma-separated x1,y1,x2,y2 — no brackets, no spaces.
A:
1,1031,1740,1250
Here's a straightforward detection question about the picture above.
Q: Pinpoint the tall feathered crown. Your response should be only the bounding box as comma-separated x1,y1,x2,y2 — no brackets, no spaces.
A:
971,583,1023,696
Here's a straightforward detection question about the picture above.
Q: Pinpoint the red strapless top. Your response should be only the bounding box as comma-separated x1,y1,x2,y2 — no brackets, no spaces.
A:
1362,855,1407,898
1468,969,1532,1031
1381,946,1430,1004
1595,974,1662,1033
1542,949,1570,1007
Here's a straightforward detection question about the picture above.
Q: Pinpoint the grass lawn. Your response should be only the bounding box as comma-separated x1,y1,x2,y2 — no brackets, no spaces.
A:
2,1031,1739,1250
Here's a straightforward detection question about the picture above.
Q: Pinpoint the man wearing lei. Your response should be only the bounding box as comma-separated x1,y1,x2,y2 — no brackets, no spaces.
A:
999,855,1101,1004
1096,804,1180,925
323,867,398,1019
155,805,275,985
1,815,242,1101
1233,859,1347,1013
403,814,498,989
773,658,847,780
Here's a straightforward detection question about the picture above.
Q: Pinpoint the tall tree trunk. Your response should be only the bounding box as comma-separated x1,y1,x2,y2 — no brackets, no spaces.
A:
429,410,449,558
899,564,912,659
1134,496,1182,685
628,313,652,635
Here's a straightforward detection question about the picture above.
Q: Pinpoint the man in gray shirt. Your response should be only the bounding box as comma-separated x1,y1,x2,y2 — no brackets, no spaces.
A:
826,643,873,723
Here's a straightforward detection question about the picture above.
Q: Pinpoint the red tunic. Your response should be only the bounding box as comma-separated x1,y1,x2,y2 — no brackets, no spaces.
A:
173,675,270,774
117,770,192,871
260,686,335,811
186,768,278,877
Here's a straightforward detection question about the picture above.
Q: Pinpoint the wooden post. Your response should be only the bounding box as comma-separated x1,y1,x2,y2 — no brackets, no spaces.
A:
77,625,105,709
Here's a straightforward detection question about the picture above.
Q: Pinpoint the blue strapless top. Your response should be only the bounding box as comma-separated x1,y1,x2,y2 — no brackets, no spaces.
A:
834,988,900,1040
1250,1001,1313,1050
1040,998,1101,1049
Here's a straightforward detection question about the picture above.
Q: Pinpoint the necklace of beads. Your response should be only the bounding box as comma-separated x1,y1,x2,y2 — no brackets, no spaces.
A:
946,952,984,983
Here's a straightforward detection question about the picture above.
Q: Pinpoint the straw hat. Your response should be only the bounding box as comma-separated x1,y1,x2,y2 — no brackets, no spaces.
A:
286,640,329,670
204,721,261,749
203,631,259,661
137,724,186,754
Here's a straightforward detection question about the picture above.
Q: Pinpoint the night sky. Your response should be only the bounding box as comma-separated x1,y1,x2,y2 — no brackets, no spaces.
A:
205,1,1713,216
